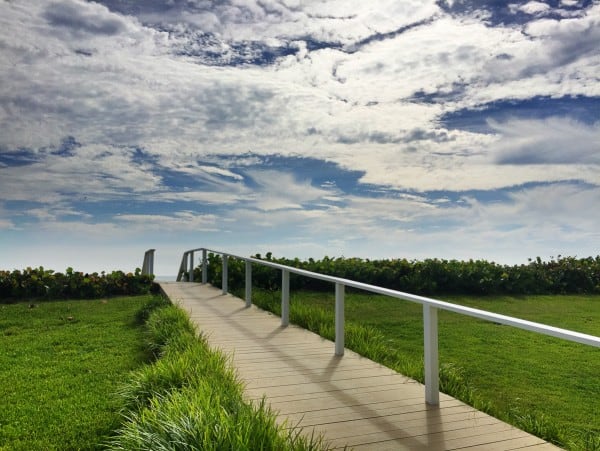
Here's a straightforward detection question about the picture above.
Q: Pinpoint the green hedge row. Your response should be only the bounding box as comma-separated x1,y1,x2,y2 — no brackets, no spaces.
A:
194,254,600,296
0,266,155,302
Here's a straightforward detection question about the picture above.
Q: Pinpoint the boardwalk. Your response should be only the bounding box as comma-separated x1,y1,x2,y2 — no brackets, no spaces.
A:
160,282,559,450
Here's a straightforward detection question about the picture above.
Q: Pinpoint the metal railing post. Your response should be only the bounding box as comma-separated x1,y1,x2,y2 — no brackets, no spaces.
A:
281,270,290,326
176,252,186,281
335,283,345,356
245,260,252,307
201,249,207,284
188,251,194,282
424,304,440,405
142,249,155,276
222,255,228,294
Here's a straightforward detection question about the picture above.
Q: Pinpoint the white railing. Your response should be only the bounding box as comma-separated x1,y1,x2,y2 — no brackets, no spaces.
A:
141,249,155,276
175,247,600,406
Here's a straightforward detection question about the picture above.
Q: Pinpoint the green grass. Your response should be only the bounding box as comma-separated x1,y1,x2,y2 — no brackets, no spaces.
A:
241,289,600,450
109,303,330,451
0,295,152,450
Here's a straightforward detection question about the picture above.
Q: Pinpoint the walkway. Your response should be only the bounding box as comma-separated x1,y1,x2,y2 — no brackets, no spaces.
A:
159,282,559,450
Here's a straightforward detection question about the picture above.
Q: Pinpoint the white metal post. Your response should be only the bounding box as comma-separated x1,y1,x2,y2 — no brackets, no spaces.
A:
201,249,207,284
335,283,345,356
245,260,252,307
188,251,194,282
142,249,155,276
281,270,290,326
424,304,440,405
222,255,228,294
182,252,188,281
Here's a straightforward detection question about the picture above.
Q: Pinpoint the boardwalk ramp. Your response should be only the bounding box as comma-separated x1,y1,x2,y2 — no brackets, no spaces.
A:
160,282,559,450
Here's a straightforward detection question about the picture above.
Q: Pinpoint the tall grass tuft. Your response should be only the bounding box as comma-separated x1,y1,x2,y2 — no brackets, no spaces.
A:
108,304,329,450
509,407,563,447
570,430,600,451
119,335,239,411
112,388,321,451
134,295,172,325
145,305,197,358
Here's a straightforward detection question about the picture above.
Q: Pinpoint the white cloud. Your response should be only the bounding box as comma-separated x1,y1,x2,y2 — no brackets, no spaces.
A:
0,144,161,204
117,211,219,232
44,0,136,38
197,165,243,180
481,4,600,88
517,2,552,15
24,205,92,222
245,169,338,211
489,117,600,165
0,0,598,271
216,181,600,264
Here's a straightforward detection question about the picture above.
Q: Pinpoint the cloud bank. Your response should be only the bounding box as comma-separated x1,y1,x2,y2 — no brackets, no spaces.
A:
0,0,598,274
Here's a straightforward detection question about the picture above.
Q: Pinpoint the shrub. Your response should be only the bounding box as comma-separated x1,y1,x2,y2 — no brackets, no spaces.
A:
196,254,600,296
0,266,154,302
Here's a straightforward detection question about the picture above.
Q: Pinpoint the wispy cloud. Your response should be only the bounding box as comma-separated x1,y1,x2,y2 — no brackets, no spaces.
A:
116,211,219,232
490,117,600,165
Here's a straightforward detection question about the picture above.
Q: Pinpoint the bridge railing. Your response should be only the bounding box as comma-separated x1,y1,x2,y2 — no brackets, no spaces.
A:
173,247,600,406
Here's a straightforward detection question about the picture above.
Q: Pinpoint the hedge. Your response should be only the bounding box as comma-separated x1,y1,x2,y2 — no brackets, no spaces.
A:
0,266,155,302
193,254,600,296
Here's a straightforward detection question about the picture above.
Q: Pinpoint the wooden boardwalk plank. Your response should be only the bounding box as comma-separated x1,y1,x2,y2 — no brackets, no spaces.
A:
160,282,560,450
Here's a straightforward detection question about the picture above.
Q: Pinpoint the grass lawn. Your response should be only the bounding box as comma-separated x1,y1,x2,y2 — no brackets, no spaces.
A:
0,295,152,451
246,289,600,450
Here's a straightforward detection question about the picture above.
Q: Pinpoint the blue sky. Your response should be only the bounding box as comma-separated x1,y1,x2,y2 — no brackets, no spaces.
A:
1,0,599,276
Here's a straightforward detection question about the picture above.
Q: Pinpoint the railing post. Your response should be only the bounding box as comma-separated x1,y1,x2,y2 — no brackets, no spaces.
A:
148,250,154,276
177,252,186,281
182,252,188,282
335,283,345,356
188,251,194,282
142,249,155,276
424,304,440,405
281,270,290,327
201,249,207,284
245,260,252,307
222,255,228,294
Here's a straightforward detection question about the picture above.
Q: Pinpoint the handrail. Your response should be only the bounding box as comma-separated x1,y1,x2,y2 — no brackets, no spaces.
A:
177,247,600,405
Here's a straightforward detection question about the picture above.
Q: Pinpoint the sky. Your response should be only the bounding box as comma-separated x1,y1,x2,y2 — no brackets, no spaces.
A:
0,0,599,277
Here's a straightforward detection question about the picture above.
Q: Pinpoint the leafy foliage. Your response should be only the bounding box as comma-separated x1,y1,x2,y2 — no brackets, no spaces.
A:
195,253,600,296
0,266,155,302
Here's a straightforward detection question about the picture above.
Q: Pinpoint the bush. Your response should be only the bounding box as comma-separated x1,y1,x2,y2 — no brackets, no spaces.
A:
0,266,154,302
195,253,600,296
